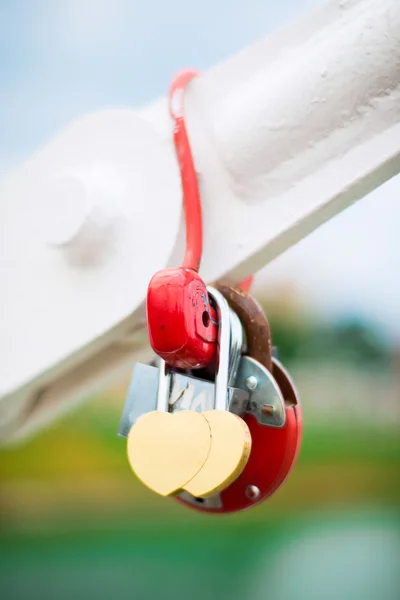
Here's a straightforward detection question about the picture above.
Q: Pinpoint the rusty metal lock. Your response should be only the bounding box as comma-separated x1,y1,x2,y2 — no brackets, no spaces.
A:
178,284,302,513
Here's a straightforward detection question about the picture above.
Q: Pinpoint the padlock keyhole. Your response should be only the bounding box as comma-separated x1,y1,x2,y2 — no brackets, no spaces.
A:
202,311,210,328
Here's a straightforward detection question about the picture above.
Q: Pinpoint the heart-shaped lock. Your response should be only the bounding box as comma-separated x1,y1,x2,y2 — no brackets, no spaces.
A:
127,360,212,496
127,410,211,496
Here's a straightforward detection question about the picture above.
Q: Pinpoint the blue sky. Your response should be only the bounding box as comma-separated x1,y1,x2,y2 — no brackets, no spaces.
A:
0,0,319,168
1,0,399,342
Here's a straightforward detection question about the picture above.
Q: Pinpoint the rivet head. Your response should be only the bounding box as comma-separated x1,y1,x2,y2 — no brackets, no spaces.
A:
244,375,258,391
38,174,120,267
245,485,260,501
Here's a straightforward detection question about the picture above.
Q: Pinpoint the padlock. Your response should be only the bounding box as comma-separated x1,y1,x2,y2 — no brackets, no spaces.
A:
177,284,302,514
125,286,252,499
126,357,213,497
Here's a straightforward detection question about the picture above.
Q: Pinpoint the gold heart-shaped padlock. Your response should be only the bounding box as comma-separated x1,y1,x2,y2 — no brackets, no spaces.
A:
127,410,211,496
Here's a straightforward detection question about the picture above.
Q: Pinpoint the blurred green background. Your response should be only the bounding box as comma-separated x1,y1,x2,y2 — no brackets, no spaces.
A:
1,295,399,600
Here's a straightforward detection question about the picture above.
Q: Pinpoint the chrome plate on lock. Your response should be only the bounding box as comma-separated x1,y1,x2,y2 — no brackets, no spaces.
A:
234,356,286,428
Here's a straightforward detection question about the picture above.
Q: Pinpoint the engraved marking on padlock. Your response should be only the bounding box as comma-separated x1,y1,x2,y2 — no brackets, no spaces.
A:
169,376,215,413
234,356,286,428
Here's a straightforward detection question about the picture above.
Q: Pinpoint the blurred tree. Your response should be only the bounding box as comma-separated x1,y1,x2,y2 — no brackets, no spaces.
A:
258,297,389,367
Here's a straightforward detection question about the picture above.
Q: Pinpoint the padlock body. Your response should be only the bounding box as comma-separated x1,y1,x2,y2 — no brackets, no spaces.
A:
147,267,217,369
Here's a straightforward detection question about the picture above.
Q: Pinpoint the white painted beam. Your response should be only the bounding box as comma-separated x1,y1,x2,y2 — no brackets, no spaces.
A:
1,0,399,441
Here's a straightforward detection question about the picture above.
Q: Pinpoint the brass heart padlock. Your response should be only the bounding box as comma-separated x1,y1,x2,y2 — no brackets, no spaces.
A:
126,286,252,498
127,360,212,496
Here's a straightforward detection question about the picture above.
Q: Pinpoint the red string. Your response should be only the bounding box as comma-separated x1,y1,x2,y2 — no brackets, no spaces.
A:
168,71,253,291
169,71,202,272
